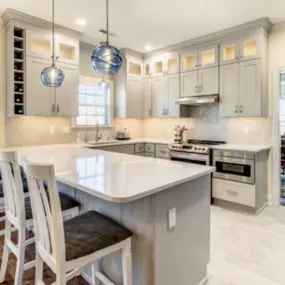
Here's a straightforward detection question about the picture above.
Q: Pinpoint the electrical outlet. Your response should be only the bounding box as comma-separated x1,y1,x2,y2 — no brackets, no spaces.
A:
168,207,176,230
63,126,70,134
49,126,55,135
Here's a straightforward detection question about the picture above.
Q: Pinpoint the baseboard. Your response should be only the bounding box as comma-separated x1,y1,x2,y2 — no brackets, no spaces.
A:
81,272,92,284
198,276,208,285
255,203,268,215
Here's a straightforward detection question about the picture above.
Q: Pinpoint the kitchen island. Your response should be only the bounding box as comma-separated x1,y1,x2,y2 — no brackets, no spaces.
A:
14,144,214,285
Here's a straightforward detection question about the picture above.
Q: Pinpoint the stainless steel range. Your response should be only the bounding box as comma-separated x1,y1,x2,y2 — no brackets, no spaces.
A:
169,140,226,165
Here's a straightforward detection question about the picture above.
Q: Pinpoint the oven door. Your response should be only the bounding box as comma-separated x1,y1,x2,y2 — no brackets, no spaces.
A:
170,151,210,165
213,156,255,184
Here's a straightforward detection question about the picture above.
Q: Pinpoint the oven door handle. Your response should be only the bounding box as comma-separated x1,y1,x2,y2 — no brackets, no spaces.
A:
170,151,209,164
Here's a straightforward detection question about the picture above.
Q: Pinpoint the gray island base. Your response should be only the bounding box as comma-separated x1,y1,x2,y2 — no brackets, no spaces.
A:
60,174,211,285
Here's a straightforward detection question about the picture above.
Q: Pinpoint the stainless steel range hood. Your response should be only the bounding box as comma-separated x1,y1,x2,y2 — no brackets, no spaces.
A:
176,95,219,105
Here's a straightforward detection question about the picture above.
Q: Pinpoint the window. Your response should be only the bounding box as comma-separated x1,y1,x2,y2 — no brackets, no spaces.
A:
76,76,113,127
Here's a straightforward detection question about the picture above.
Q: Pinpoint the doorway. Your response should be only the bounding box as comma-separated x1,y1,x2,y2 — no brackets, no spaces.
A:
280,72,285,205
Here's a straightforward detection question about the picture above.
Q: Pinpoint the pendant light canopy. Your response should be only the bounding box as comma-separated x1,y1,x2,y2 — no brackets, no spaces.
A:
91,0,122,75
41,0,65,87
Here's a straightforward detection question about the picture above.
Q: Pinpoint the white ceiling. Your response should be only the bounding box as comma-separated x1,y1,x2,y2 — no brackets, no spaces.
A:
1,0,285,53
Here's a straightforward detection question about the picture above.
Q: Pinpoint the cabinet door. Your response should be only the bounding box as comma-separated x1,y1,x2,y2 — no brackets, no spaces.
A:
198,67,219,96
144,58,153,78
198,45,219,69
152,77,167,117
153,56,165,77
126,76,143,118
26,29,52,60
56,34,79,65
164,52,179,75
239,59,261,116
219,63,239,117
240,33,261,61
180,48,198,72
26,56,53,116
166,74,179,117
55,63,79,116
143,78,152,117
127,56,143,77
180,70,198,97
220,40,240,65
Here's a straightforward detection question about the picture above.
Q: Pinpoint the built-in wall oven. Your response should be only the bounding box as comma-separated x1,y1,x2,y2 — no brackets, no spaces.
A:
212,150,255,184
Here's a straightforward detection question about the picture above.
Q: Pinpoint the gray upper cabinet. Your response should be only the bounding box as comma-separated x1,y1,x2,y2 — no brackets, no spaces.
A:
220,59,263,117
143,78,152,117
198,67,219,95
239,59,262,116
220,40,240,65
55,63,79,116
198,45,219,69
26,56,54,116
180,70,198,97
180,48,198,73
152,74,180,118
115,54,144,118
219,63,239,117
152,52,179,77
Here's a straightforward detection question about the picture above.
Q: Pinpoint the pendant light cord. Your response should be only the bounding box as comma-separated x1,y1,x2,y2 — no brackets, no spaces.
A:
106,0,109,45
52,0,55,65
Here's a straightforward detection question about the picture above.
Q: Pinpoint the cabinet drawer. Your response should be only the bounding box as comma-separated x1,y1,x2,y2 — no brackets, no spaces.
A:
135,143,145,153
145,152,155,158
145,143,155,153
101,144,135,155
155,144,170,159
212,178,256,207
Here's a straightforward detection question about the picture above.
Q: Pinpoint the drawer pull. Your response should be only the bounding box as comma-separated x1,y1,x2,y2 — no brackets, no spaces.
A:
160,150,168,154
227,189,239,196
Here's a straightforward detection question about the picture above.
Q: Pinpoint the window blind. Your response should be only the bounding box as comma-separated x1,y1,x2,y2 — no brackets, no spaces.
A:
76,84,110,126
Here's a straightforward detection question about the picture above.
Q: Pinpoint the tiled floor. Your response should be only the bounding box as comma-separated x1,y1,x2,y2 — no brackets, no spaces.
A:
208,206,285,285
1,206,285,284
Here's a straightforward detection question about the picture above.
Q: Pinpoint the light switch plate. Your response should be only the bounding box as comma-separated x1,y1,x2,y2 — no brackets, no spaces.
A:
168,207,176,230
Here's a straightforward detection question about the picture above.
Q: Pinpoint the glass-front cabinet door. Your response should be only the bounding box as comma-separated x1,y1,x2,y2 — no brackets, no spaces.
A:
26,29,52,60
153,56,164,77
240,33,261,61
56,34,79,65
164,52,179,75
180,48,197,72
198,45,218,69
143,58,153,78
127,56,143,77
220,40,239,65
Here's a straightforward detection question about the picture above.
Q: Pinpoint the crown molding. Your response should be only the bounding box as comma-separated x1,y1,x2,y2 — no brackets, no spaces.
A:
1,9,83,39
145,17,272,58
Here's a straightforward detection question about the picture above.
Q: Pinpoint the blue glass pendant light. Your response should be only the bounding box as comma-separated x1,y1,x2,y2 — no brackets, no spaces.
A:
91,0,122,75
41,0,65,87
98,74,110,90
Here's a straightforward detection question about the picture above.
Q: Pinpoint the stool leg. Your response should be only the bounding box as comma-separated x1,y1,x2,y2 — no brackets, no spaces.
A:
0,221,12,282
35,252,44,285
122,239,132,285
91,260,99,285
14,225,25,285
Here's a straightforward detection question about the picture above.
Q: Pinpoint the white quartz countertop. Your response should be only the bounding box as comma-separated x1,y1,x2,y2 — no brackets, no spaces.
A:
212,144,271,153
6,144,215,203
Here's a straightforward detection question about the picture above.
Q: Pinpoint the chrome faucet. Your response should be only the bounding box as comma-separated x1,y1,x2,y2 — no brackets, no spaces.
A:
95,125,103,142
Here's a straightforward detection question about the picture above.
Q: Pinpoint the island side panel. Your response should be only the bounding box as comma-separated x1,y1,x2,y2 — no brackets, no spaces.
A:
154,175,211,285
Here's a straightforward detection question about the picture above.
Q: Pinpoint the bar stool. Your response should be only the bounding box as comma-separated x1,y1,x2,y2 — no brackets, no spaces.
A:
0,151,80,285
23,160,133,285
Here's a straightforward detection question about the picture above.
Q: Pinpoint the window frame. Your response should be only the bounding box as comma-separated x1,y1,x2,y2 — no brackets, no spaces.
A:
72,76,114,129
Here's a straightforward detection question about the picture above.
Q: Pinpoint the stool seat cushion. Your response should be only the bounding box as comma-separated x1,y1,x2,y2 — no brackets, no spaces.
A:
64,211,133,261
0,178,29,198
25,192,80,220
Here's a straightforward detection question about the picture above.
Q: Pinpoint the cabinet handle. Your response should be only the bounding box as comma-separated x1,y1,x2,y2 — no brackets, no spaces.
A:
227,189,239,196
166,109,169,115
199,85,203,92
161,150,168,154
162,109,165,115
148,109,152,116
240,105,243,113
52,104,55,113
195,86,198,92
236,56,239,60
57,105,60,113
235,105,238,114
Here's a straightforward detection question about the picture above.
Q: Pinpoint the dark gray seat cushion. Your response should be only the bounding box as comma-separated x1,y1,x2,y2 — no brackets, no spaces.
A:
0,178,30,198
25,192,80,220
64,211,133,261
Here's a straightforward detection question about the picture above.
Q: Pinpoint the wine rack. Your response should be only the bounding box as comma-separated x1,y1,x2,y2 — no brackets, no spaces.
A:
12,27,25,115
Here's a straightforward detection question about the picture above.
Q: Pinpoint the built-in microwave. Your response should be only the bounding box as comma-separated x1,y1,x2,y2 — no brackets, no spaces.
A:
212,150,255,184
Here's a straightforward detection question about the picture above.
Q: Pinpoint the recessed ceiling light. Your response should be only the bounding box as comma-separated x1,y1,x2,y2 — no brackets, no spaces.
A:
145,45,152,51
76,18,87,26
